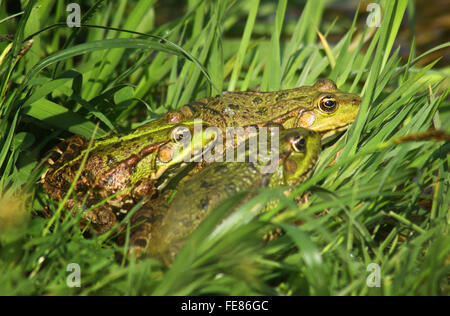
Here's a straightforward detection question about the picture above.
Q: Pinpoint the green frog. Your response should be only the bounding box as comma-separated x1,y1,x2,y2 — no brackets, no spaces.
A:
41,117,217,233
42,79,360,233
128,127,321,264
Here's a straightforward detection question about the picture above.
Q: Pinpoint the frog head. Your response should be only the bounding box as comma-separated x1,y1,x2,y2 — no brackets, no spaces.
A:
151,120,218,179
295,79,361,138
255,127,321,186
273,79,361,138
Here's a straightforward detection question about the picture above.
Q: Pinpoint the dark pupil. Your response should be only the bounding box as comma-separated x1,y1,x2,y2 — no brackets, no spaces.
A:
294,137,305,149
177,131,187,141
324,100,335,108
173,127,190,142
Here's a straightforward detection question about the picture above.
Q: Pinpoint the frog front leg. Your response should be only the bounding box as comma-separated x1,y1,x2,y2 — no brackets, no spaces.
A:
131,177,159,202
81,176,159,235
84,204,117,234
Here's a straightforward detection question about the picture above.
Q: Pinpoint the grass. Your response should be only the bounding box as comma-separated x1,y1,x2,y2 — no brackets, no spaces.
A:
0,0,449,295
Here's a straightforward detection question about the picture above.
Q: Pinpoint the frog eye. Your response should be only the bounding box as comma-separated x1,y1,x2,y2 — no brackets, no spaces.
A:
171,126,191,143
319,95,338,113
291,136,306,152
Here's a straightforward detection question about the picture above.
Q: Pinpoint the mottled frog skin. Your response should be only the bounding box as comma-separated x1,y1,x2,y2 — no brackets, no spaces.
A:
42,116,217,233
179,79,361,137
128,128,321,263
41,79,359,234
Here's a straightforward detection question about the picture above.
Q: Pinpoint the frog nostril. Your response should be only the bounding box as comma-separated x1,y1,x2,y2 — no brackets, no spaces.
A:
352,98,361,106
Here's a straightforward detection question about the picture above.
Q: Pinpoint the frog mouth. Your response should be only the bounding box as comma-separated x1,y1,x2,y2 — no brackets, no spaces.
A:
296,110,355,139
319,124,351,140
301,152,320,179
